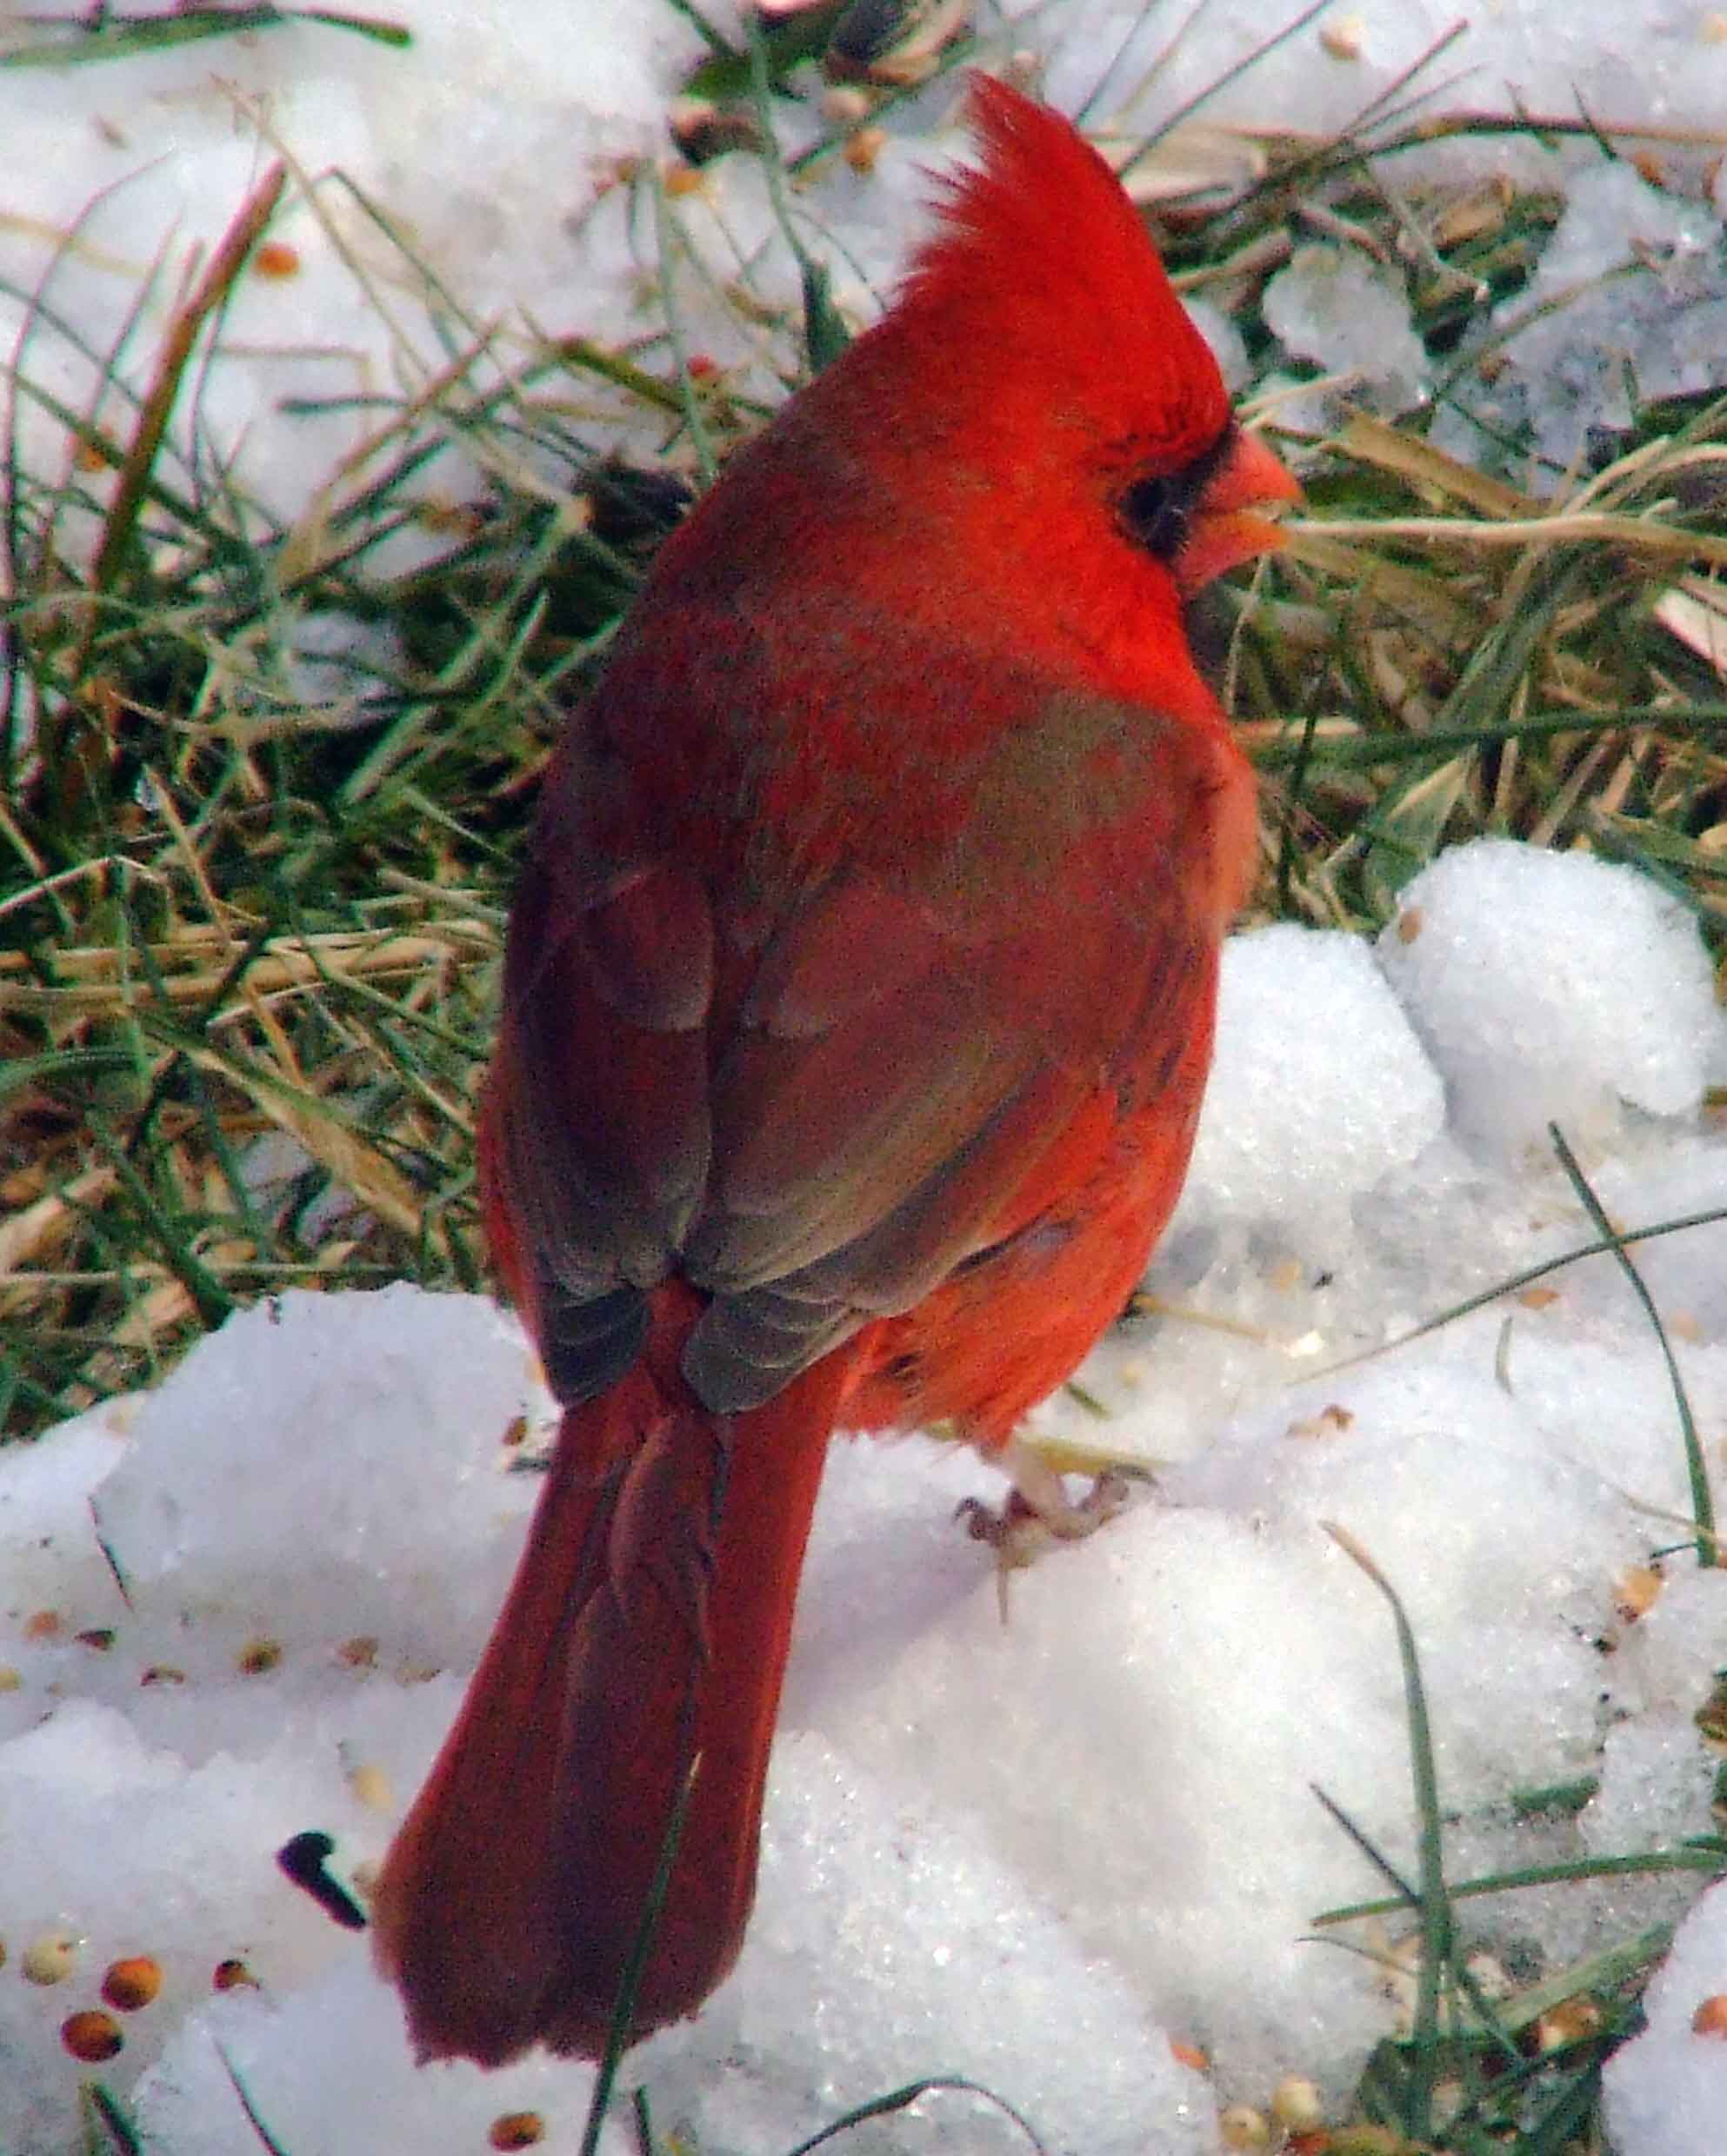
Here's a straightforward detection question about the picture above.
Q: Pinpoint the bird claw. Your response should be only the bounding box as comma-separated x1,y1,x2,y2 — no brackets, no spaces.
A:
957,1468,1136,1557
956,1451,1147,1621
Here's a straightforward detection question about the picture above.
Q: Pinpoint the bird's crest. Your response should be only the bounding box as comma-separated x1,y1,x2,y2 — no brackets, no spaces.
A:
899,76,1228,450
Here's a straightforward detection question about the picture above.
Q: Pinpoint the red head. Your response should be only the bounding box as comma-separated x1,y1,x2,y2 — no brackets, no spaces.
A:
824,77,1297,612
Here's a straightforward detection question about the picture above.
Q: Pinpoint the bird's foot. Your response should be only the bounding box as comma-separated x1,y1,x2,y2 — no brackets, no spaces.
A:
956,1439,1150,1619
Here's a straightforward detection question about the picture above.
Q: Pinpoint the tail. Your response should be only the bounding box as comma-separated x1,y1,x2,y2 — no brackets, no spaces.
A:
371,1285,845,2065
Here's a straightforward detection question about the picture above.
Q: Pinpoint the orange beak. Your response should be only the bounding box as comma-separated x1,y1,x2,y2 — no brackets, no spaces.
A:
1175,428,1301,599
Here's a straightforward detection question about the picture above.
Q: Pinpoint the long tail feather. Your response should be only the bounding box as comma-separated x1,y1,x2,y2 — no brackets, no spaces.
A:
372,1290,845,2065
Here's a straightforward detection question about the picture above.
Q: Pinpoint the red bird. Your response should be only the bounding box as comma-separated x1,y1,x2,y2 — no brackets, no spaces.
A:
373,76,1297,2066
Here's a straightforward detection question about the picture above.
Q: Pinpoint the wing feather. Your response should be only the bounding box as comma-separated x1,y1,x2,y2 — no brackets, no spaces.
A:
488,609,1232,1412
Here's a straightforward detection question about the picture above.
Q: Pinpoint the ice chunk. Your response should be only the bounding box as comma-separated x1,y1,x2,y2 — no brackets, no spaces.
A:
1175,923,1445,1261
1377,840,1721,1153
1263,243,1429,415
1604,1878,1727,2156
92,1288,550,1667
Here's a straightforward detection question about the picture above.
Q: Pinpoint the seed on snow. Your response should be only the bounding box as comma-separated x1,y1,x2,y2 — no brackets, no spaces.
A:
252,241,302,281
102,1956,163,2011
1270,2075,1324,2132
1691,1993,1727,2036
338,1740,394,1813
843,126,888,175
1614,1566,1664,1622
23,1930,79,1984
61,2009,123,2062
489,2113,547,2150
1319,13,1365,59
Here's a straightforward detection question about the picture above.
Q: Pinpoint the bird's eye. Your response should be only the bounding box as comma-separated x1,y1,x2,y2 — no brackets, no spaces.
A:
1117,472,1185,559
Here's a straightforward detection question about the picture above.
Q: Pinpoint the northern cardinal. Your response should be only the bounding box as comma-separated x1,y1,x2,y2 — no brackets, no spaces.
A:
373,76,1297,2066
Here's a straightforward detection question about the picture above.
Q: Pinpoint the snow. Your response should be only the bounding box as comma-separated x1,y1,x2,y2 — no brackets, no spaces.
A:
1604,1873,1727,2156
1435,157,1727,475
1377,837,1722,1153
1033,1,1727,162
6,4,1727,2151
1171,921,1445,1265
1262,243,1432,418
3,843,1725,2152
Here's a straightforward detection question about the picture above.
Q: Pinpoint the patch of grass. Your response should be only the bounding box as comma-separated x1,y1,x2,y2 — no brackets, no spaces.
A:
1237,401,1727,937
0,154,730,1436
0,7,410,71
1317,1524,1724,2154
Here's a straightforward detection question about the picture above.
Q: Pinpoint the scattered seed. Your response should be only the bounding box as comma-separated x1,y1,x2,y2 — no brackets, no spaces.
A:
343,1758,395,1813
1537,1994,1604,2051
1288,1403,1355,1441
1692,1992,1727,2036
213,1957,259,1991
22,1930,79,1985
1614,1565,1664,1623
1318,14,1365,60
1270,2074,1324,2132
23,1611,62,1642
843,125,888,176
252,240,301,280
102,1955,162,2012
489,2113,546,2150
61,2009,123,2062
1219,2104,1270,2150
237,1639,283,1676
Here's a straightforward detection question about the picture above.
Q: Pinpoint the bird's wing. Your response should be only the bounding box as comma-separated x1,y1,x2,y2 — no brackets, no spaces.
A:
485,620,1238,1411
